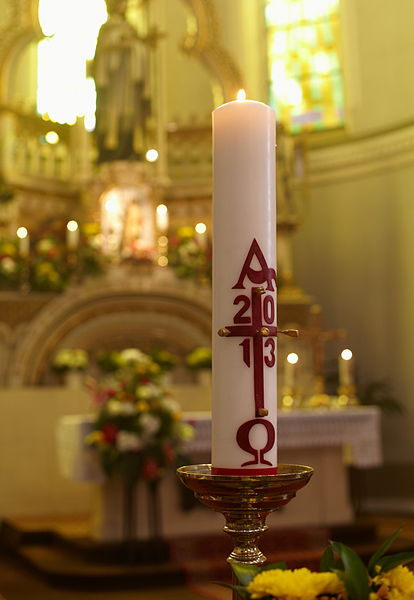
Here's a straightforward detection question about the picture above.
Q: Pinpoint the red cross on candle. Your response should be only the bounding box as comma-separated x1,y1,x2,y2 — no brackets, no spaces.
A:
218,286,277,418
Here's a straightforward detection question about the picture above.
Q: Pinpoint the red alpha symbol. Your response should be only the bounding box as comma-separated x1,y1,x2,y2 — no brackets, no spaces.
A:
232,238,277,291
219,238,278,467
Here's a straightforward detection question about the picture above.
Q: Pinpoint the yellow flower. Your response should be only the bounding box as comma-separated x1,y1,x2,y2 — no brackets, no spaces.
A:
176,422,194,441
136,401,149,412
83,223,100,236
0,242,16,256
85,431,104,445
247,568,346,600
177,226,194,239
372,566,414,599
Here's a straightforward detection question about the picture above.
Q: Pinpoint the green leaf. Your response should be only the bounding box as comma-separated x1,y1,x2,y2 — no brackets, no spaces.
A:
262,561,287,571
376,551,414,573
330,541,370,600
368,527,402,574
322,543,345,572
230,562,260,586
213,582,250,599
320,545,336,572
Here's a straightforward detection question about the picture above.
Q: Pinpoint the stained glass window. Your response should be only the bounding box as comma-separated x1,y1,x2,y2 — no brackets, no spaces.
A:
265,0,344,133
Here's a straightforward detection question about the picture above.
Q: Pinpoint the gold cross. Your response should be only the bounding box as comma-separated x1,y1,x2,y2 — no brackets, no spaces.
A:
301,304,346,379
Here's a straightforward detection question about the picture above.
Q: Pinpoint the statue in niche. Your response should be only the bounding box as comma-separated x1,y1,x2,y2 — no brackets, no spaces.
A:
93,0,151,163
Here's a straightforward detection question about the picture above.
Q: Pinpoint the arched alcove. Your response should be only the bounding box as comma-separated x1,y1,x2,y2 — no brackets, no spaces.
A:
7,270,211,385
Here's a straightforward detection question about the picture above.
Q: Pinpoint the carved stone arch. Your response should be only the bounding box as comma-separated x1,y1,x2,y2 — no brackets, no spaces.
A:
8,275,212,385
180,0,244,104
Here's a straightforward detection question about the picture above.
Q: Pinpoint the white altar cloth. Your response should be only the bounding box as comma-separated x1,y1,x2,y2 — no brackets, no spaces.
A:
186,407,382,467
57,407,381,482
56,407,382,539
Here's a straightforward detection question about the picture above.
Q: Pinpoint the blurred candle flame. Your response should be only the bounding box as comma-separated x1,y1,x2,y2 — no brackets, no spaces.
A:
341,348,353,361
237,89,246,101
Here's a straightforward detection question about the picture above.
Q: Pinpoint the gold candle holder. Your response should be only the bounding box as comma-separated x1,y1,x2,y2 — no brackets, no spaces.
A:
280,386,300,411
177,463,313,595
307,375,332,408
337,383,359,407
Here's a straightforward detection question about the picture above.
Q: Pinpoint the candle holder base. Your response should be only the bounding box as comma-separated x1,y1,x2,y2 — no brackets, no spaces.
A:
176,464,313,568
280,388,300,411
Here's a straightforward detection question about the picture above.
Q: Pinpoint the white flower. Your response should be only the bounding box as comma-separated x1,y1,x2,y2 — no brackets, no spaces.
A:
160,398,181,414
53,348,88,370
119,348,150,365
37,239,54,253
1,257,17,273
116,431,142,452
136,384,162,400
107,400,136,416
139,413,161,436
175,422,195,442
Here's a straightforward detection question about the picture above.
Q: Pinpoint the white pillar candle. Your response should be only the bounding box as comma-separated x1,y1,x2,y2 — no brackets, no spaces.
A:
66,220,79,249
339,348,354,387
155,204,169,233
195,222,207,249
212,93,277,475
16,227,29,257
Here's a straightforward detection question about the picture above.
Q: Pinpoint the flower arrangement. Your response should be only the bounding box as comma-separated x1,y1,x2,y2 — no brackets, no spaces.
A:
223,528,414,600
168,226,212,282
186,346,212,370
96,348,179,376
85,348,193,484
95,350,122,373
52,348,89,373
149,348,179,374
0,239,20,289
0,220,107,293
31,237,67,291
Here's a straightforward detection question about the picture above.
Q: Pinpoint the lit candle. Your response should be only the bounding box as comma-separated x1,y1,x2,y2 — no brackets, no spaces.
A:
195,222,207,249
66,220,79,249
16,227,29,257
339,348,354,387
212,91,277,475
285,352,299,389
156,204,169,233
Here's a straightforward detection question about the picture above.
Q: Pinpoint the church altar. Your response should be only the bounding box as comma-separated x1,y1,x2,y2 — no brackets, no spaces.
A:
0,386,381,540
56,404,382,540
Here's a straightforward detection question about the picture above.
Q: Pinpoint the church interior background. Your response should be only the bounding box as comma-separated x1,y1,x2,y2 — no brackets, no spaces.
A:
1,0,414,597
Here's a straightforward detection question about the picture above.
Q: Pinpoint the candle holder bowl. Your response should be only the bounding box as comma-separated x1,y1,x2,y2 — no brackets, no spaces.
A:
176,463,313,570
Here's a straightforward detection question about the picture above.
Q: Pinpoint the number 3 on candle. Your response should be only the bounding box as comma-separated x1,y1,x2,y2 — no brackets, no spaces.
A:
239,337,276,368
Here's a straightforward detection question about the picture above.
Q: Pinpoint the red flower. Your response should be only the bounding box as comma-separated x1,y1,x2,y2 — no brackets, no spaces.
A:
139,376,151,385
142,458,160,481
93,388,116,405
163,443,175,464
102,424,119,444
